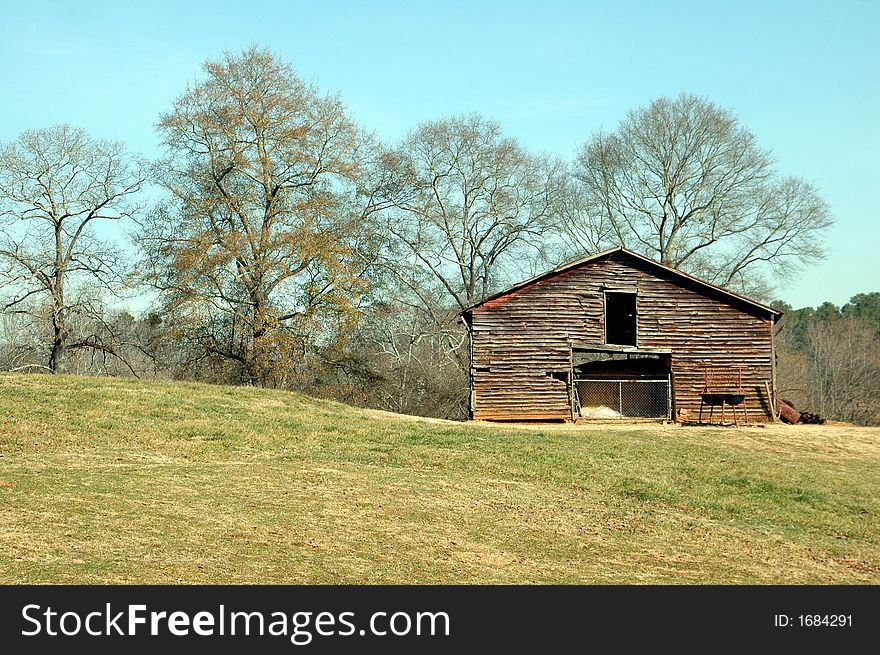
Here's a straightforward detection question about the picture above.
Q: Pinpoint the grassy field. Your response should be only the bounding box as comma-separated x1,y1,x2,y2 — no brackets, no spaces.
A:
0,373,878,584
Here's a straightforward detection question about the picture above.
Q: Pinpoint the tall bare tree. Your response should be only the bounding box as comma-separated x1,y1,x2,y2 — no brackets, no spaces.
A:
138,48,369,387
0,125,145,372
351,115,560,414
562,93,833,294
372,114,561,314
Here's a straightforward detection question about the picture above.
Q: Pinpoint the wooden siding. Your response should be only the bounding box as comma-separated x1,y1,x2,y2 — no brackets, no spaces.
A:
467,252,775,422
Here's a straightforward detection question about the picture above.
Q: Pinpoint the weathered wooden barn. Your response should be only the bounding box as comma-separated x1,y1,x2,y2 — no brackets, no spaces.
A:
461,247,783,423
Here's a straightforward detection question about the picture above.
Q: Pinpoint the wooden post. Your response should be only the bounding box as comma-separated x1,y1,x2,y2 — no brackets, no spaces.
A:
465,317,475,419
770,316,778,422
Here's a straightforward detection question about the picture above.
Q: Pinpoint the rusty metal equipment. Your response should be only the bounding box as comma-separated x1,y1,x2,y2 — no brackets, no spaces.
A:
699,365,749,426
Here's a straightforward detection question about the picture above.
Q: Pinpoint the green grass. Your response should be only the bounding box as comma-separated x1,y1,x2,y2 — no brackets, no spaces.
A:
0,373,878,584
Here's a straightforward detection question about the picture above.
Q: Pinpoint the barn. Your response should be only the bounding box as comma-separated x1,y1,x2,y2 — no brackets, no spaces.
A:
461,247,783,423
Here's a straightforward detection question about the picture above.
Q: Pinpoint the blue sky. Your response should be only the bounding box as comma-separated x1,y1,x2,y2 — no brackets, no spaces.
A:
1,0,877,308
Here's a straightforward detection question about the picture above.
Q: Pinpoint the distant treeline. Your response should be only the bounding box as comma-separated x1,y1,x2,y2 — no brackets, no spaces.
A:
774,293,880,425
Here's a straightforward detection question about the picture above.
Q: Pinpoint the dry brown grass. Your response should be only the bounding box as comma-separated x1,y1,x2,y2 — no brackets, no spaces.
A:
0,373,877,584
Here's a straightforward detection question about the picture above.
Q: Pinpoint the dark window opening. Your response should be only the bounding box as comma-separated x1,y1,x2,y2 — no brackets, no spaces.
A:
606,292,637,346
546,370,568,383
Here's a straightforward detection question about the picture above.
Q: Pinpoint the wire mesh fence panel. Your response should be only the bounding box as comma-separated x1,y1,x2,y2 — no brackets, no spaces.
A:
621,381,669,417
575,379,669,419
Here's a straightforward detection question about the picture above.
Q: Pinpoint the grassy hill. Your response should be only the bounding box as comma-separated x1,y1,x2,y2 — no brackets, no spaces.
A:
0,373,877,584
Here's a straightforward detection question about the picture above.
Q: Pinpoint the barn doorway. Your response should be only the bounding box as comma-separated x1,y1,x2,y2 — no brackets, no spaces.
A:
605,292,637,346
571,347,671,420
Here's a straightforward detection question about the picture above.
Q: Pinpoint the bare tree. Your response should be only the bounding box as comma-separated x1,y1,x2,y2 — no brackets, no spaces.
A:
373,114,562,314
563,94,833,294
348,115,560,415
0,125,145,372
138,47,369,387
551,170,618,256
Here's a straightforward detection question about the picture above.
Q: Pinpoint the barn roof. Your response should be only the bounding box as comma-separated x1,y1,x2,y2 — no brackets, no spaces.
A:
461,247,784,319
